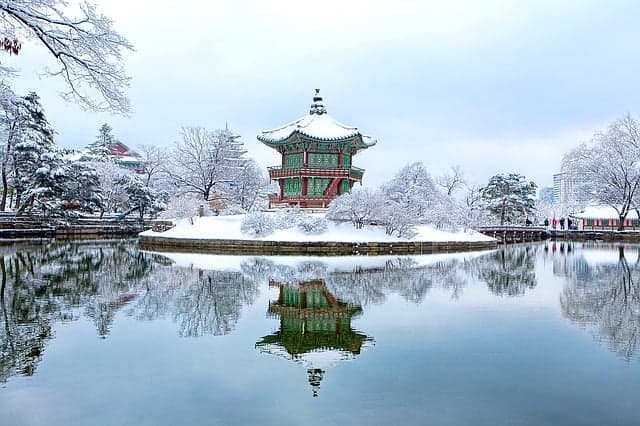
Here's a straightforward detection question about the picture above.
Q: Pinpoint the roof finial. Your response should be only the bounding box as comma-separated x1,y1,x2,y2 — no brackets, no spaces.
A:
310,89,327,115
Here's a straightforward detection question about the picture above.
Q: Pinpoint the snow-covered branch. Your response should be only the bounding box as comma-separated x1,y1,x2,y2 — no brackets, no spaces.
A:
0,0,133,114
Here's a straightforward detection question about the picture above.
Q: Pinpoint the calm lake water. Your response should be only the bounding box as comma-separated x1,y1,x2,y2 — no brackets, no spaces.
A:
0,240,638,426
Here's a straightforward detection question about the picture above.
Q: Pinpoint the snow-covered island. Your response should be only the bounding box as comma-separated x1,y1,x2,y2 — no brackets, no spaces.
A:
139,211,497,255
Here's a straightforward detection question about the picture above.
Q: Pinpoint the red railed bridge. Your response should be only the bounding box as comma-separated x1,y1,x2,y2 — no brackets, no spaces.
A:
476,226,550,244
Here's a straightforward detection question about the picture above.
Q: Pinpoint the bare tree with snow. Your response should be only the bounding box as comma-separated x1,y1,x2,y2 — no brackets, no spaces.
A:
167,126,248,203
436,165,466,196
0,0,133,114
378,199,418,238
159,193,204,220
228,158,269,212
0,82,20,210
562,114,640,230
137,144,167,187
89,160,129,217
326,187,384,229
382,162,457,228
459,183,487,229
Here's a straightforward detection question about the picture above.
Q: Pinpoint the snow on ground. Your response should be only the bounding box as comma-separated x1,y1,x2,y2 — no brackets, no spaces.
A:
140,214,495,243
147,249,494,272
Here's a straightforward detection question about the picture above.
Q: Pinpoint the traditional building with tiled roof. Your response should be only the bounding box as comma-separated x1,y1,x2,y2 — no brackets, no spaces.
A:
258,90,376,208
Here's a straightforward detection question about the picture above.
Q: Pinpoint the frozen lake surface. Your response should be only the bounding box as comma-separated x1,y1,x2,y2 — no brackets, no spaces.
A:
0,240,638,425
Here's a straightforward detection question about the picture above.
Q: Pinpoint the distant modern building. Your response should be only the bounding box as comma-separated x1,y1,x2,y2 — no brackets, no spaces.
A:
552,173,563,204
539,187,554,203
257,90,376,208
552,172,591,210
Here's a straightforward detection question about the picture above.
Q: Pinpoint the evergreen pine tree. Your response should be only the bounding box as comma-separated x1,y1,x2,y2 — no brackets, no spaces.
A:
12,92,59,212
117,175,168,220
87,123,117,158
480,173,537,225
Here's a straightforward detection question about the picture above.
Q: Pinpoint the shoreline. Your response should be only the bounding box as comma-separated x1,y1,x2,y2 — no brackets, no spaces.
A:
138,235,497,256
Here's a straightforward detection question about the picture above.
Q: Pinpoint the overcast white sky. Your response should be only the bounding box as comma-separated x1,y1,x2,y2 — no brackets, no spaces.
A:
5,0,640,189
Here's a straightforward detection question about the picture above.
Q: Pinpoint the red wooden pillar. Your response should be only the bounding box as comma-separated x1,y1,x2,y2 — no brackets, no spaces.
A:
302,177,308,196
279,180,284,199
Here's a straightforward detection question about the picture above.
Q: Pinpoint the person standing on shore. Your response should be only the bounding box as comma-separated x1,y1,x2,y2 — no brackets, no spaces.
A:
560,217,565,230
552,217,558,229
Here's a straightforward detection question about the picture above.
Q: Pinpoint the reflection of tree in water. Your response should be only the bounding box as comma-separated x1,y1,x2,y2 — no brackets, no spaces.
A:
250,257,471,397
0,244,502,384
560,246,640,360
242,257,470,306
1,257,53,382
469,246,537,296
0,241,260,382
170,270,256,337
0,241,157,381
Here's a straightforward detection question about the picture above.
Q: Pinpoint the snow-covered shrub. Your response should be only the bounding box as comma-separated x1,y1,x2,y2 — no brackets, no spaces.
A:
273,206,306,229
297,215,329,235
160,194,204,220
326,188,384,228
379,201,418,238
381,162,442,222
241,211,275,237
219,204,246,216
274,206,308,229
428,196,462,231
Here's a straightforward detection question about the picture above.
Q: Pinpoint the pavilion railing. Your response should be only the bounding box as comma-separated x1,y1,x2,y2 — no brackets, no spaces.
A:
268,165,364,179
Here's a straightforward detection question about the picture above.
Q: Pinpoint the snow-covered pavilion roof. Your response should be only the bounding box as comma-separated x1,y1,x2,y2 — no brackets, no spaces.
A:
570,205,640,220
257,90,377,147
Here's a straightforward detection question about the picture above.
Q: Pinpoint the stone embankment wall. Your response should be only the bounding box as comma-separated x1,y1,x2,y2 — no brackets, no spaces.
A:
138,235,497,255
549,230,640,242
0,215,148,239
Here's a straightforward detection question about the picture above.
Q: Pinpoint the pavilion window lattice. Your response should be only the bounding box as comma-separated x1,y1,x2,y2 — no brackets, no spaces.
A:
308,178,331,196
284,153,303,169
283,178,301,196
308,153,338,168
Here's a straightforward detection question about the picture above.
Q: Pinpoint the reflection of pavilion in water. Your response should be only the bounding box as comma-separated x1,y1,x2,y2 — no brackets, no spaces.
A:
255,279,373,397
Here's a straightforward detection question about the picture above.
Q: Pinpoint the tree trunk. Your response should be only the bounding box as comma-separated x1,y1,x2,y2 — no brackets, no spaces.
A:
0,166,7,211
14,188,21,211
16,194,34,216
0,256,5,304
